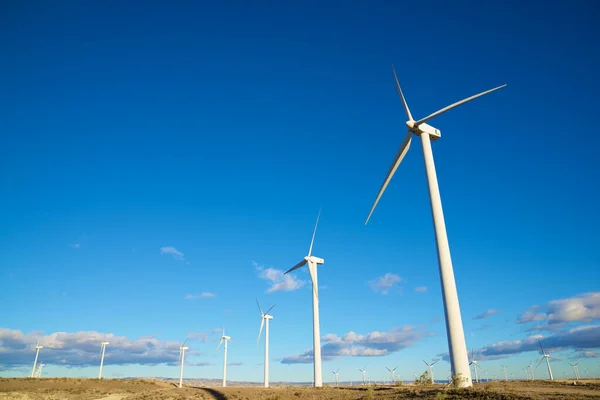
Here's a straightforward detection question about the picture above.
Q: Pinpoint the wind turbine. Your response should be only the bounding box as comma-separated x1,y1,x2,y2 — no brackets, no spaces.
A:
528,361,535,381
484,370,489,382
469,350,482,383
31,342,43,378
98,341,109,379
385,366,399,383
284,209,325,387
536,340,558,380
359,367,367,385
423,360,438,383
501,365,508,381
256,300,275,388
178,341,188,388
569,362,580,380
35,362,45,378
365,67,506,388
217,328,232,387
523,367,529,381
332,369,339,386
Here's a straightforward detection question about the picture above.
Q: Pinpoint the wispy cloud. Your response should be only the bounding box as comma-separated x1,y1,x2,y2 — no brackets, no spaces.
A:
281,326,431,364
369,273,402,295
228,361,243,366
160,246,184,261
195,362,211,366
0,328,182,367
253,261,305,294
68,244,80,249
474,309,500,320
210,328,222,335
186,332,209,343
517,292,600,325
415,286,428,293
184,292,215,300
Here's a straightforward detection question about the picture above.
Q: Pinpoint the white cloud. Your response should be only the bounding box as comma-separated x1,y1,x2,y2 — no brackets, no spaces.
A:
517,292,600,325
184,292,215,299
0,329,182,367
282,326,431,364
160,246,184,261
186,332,209,343
474,309,501,320
369,273,402,295
68,244,80,249
415,286,428,293
253,261,305,294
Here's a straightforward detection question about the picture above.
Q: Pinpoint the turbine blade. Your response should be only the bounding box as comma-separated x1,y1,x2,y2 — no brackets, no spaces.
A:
538,340,545,355
415,84,507,126
265,304,276,315
536,358,544,369
423,360,429,366
386,367,391,371
431,361,438,366
256,299,264,315
365,131,412,225
308,208,321,257
284,259,307,275
217,339,223,351
257,318,265,347
392,65,413,121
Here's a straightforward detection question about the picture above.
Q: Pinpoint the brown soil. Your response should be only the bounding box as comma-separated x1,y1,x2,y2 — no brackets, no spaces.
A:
1,378,599,400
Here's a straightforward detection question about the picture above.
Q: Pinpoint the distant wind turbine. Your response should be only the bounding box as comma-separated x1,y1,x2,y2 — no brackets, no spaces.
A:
364,66,506,388
536,340,558,380
256,300,275,388
35,362,45,378
98,341,109,379
359,367,367,385
469,350,482,383
528,361,535,381
284,209,325,387
31,342,43,378
569,362,580,380
423,360,438,384
332,369,339,386
501,365,508,381
178,340,188,388
217,328,232,387
385,366,399,383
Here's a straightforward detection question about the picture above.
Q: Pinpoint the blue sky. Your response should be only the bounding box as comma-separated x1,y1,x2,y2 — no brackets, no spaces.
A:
1,0,599,383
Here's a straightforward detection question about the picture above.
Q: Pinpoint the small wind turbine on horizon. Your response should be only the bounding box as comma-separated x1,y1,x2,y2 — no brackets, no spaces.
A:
569,362,581,380
98,341,109,379
35,362,45,378
501,365,508,381
284,209,325,387
31,342,43,378
178,340,188,388
364,66,506,388
385,365,399,383
256,300,275,388
536,340,559,380
469,350,482,383
359,367,367,385
423,359,438,384
528,361,535,381
332,369,340,386
217,328,232,387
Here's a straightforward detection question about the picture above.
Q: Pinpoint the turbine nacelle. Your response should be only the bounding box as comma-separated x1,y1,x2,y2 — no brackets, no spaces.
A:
305,255,324,265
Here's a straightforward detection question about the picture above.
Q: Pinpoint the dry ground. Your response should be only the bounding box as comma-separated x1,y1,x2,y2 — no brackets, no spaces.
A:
1,378,600,400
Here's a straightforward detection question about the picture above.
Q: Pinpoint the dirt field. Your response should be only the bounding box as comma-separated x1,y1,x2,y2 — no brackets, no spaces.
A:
1,378,600,400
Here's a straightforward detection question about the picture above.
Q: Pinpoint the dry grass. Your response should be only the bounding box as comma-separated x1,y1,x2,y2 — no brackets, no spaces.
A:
1,378,599,400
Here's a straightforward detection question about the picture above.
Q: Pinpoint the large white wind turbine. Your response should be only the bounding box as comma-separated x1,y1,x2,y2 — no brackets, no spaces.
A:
31,342,43,378
217,328,232,387
284,209,325,387
365,67,506,387
469,350,482,383
423,360,438,383
178,341,188,388
98,341,109,379
385,365,399,383
256,300,275,388
359,367,367,385
536,340,558,380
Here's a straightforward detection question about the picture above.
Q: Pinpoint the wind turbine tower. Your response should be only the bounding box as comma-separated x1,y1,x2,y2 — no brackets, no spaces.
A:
217,328,232,387
528,361,535,381
423,360,438,383
35,362,45,378
31,342,43,378
359,367,367,385
284,209,325,387
178,341,188,388
256,300,275,388
332,369,339,386
569,362,580,380
98,341,109,379
385,366,399,384
501,365,508,381
365,67,506,388
536,340,558,380
469,350,481,383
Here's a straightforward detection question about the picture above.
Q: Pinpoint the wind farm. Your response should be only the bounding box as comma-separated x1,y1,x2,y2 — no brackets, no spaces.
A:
2,1,600,400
